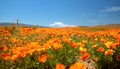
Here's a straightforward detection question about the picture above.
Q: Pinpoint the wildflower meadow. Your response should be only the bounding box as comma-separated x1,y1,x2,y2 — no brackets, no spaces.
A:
0,25,120,69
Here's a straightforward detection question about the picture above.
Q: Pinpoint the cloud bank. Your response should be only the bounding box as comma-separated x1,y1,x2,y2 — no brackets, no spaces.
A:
103,6,120,12
49,22,76,27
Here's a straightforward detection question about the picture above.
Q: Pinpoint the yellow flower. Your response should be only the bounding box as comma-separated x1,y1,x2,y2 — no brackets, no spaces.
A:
104,42,113,48
79,47,87,53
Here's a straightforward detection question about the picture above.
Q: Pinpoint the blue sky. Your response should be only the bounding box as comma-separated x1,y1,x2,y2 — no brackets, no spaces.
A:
0,0,120,27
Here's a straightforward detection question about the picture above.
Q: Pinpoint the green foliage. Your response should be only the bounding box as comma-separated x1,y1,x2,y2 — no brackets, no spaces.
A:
46,42,79,69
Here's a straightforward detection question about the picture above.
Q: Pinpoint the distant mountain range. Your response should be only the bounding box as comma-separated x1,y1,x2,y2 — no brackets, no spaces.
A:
0,22,12,26
0,22,47,27
0,22,120,28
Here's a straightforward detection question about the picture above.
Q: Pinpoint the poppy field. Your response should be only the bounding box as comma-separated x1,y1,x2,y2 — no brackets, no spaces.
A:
0,25,120,69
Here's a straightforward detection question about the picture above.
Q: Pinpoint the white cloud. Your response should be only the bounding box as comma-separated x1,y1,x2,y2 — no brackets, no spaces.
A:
88,20,97,22
102,6,120,12
49,22,76,27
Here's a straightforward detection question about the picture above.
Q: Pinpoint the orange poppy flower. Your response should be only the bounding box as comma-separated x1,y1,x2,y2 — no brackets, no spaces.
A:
1,53,10,60
79,47,87,53
104,49,115,56
38,54,48,63
70,41,76,48
53,43,62,50
69,62,86,69
97,47,104,52
110,43,117,49
82,40,87,44
62,37,71,43
92,45,97,49
0,46,8,51
56,64,66,69
80,53,91,61
94,38,98,42
11,38,19,44
77,42,84,47
18,52,26,58
11,55,18,61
